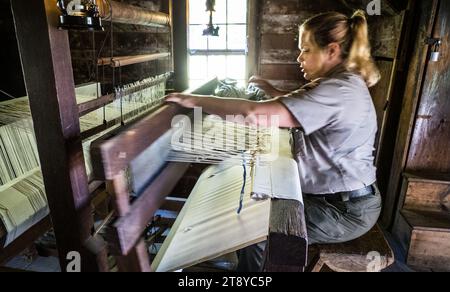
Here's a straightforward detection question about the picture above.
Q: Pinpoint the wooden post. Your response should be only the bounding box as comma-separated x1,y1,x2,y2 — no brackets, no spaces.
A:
264,199,308,272
246,0,262,79
11,0,108,271
172,0,189,91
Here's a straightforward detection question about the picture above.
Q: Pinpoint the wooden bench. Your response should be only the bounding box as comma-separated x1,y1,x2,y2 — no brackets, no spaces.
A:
309,224,394,272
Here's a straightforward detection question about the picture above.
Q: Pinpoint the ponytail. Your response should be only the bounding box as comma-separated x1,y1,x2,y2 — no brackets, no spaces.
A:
347,10,380,87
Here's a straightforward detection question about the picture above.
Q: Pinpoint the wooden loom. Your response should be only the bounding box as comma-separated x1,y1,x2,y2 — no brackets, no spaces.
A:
1,0,176,270
4,0,308,272
89,78,308,272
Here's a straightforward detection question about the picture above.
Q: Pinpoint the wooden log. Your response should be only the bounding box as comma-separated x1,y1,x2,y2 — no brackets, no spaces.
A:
98,53,171,68
98,0,170,27
264,199,308,272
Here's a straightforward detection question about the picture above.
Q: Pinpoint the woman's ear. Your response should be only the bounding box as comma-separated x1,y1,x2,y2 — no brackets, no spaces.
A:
327,43,342,61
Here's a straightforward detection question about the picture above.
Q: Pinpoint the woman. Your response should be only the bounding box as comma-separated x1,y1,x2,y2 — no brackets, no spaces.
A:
166,10,382,271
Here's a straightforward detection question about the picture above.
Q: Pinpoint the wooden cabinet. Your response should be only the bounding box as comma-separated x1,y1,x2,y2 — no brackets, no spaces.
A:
393,174,450,271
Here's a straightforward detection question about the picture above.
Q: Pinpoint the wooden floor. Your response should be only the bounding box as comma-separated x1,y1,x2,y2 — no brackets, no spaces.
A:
0,230,417,272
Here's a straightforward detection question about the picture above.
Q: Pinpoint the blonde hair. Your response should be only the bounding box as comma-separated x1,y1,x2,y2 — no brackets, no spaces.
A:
301,10,380,87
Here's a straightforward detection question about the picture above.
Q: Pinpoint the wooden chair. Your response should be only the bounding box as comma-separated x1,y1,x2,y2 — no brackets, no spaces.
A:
308,224,394,272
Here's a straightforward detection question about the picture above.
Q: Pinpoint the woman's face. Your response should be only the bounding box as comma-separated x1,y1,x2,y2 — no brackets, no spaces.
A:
297,30,330,81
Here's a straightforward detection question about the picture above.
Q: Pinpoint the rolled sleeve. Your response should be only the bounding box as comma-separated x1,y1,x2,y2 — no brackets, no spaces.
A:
279,79,343,135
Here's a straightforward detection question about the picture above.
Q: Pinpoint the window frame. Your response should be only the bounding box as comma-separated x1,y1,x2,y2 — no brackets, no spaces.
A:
187,0,248,87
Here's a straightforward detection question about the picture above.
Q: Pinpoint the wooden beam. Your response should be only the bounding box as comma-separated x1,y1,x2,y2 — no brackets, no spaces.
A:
172,0,188,91
89,78,218,179
78,94,115,117
98,0,170,27
90,104,188,180
97,53,171,68
264,199,308,272
11,0,108,271
246,0,262,79
109,162,190,255
0,216,52,265
381,0,440,228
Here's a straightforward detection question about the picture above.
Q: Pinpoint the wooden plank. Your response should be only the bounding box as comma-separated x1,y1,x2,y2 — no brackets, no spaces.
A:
370,60,395,164
78,94,115,117
260,49,299,65
106,173,151,272
173,0,188,91
402,175,450,211
260,64,302,80
406,0,450,174
0,223,6,247
401,209,450,232
110,162,190,255
265,199,308,271
246,0,262,79
369,15,404,59
90,104,188,180
261,34,298,51
391,211,413,256
151,164,272,272
98,0,170,27
380,0,440,228
11,0,108,271
408,229,450,272
316,225,394,272
115,240,151,272
0,216,52,265
160,197,187,212
89,78,217,180
98,53,171,68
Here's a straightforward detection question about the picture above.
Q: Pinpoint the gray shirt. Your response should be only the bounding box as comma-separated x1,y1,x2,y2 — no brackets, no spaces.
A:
279,69,377,194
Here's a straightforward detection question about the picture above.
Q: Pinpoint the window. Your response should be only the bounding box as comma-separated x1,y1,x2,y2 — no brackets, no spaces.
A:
188,0,247,88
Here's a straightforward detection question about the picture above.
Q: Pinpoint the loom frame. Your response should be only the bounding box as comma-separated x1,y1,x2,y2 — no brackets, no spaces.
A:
7,0,175,272
90,79,308,272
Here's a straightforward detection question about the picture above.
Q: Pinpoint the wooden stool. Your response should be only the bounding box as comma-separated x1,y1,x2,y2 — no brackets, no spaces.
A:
309,225,394,272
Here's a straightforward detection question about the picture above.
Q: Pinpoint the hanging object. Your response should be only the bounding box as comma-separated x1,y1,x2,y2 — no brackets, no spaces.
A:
203,0,219,37
426,37,442,62
56,0,104,31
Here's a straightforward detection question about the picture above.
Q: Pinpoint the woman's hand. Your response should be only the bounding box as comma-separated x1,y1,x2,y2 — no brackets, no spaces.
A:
248,75,275,92
249,75,289,97
165,93,198,108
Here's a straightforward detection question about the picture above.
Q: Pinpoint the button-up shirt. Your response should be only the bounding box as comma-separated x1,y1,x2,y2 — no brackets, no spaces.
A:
279,66,377,194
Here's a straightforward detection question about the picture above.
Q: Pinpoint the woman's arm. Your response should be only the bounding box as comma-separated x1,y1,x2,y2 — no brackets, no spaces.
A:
165,93,300,128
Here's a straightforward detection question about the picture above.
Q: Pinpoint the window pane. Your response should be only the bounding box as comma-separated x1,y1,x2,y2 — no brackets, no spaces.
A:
213,0,227,24
189,56,208,80
226,55,246,80
227,25,247,50
227,0,247,24
208,25,227,49
207,55,227,79
189,0,209,25
189,79,207,89
189,25,208,50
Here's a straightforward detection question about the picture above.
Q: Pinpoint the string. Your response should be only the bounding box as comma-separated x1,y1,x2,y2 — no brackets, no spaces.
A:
237,152,247,215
